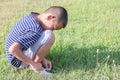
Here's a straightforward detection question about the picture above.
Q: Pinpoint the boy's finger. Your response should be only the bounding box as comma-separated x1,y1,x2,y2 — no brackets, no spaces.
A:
47,63,52,70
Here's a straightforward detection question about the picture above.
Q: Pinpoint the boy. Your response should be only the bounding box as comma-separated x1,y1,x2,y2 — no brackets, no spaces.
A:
5,6,68,72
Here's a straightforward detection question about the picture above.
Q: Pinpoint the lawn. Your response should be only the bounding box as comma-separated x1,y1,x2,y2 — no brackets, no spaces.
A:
0,0,120,80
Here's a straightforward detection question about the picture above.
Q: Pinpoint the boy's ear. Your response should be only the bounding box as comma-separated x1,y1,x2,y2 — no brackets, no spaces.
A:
47,14,56,21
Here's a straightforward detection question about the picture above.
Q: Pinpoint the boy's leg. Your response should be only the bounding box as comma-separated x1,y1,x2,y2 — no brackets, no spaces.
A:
33,31,55,63
19,30,55,68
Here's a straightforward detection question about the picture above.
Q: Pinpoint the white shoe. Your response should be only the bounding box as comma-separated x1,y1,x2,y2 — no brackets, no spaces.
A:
41,68,53,77
29,66,53,77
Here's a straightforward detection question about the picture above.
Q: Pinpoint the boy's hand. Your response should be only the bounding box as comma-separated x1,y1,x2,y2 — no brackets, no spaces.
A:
42,58,52,70
30,62,43,72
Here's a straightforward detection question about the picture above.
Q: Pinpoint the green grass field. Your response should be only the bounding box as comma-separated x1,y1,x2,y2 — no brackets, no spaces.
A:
0,0,120,80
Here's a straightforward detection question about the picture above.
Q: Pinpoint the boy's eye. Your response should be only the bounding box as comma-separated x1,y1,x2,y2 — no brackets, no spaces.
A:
53,26,56,30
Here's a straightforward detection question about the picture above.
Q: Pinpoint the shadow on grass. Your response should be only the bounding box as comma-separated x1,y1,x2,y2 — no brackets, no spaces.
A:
47,43,120,73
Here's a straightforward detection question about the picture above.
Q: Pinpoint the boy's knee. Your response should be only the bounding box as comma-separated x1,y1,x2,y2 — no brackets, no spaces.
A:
41,30,55,45
49,31,55,45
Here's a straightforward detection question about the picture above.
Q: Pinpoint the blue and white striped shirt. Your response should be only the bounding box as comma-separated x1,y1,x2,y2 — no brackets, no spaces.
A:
5,12,44,67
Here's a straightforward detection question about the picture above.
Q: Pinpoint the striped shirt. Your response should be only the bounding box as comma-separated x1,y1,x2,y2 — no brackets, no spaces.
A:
5,12,44,67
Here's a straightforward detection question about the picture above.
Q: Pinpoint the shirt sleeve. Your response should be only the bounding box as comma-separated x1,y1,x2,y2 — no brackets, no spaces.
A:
16,30,40,50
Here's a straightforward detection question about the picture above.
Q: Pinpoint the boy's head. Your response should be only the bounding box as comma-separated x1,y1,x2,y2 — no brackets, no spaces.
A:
41,6,68,30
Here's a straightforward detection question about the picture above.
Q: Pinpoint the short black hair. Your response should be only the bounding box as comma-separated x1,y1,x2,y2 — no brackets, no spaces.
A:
45,6,68,28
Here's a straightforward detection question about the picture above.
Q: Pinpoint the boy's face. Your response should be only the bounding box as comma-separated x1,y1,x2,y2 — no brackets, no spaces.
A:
51,21,63,30
44,15,63,30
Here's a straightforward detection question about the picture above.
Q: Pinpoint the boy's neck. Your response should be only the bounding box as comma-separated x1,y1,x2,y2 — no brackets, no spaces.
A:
32,13,46,29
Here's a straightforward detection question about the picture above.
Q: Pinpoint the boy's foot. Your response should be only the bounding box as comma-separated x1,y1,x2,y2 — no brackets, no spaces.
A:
29,66,52,77
41,68,53,77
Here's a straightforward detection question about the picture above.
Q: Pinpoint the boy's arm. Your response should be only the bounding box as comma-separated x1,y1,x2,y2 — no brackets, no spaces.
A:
9,42,42,72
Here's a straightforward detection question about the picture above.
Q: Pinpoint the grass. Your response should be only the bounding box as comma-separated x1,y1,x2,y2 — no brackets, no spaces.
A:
0,0,120,80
